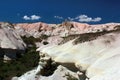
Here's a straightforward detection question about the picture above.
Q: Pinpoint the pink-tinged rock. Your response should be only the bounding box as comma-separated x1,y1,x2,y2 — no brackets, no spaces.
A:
16,22,52,32
51,22,91,36
15,21,120,38
70,22,90,31
47,36,63,45
91,23,120,32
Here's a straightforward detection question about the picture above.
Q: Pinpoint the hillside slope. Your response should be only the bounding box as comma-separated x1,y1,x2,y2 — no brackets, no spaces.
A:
12,21,120,80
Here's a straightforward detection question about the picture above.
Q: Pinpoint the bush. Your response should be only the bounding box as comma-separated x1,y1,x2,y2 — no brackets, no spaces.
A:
40,34,49,40
0,36,40,80
65,73,78,80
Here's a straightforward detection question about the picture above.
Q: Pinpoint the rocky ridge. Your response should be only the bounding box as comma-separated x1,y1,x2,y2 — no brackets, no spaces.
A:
1,21,120,80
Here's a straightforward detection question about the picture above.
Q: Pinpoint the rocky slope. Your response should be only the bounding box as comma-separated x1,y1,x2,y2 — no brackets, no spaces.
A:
36,22,120,80
14,21,120,48
0,22,26,61
38,29,120,80
1,21,120,80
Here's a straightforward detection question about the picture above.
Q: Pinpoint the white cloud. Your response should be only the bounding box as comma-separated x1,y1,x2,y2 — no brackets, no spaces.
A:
76,15,102,22
31,15,41,20
67,14,102,22
54,16,64,19
23,15,30,20
92,17,102,22
23,15,41,20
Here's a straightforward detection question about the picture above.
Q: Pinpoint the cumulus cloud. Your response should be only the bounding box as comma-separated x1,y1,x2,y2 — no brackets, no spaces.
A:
54,16,64,19
23,15,30,20
67,14,102,22
75,15,102,22
31,15,41,20
23,15,41,20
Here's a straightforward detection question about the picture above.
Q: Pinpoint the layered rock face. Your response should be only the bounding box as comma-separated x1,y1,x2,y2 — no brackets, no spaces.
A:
37,25,120,80
13,21,120,80
15,22,120,37
0,22,26,60
15,22,53,37
14,22,120,46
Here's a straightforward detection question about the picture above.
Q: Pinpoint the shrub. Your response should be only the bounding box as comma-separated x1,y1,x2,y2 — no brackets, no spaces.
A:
65,73,78,80
0,36,40,80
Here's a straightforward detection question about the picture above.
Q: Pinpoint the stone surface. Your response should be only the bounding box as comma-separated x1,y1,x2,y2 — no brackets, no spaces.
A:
16,22,52,32
15,65,80,80
15,21,120,46
13,22,120,80
15,22,53,38
39,27,120,80
0,22,26,49
0,22,26,60
13,65,43,80
39,65,80,80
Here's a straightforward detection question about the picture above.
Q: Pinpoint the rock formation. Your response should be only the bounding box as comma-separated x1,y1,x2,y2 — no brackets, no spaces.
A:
37,23,120,80
8,21,120,80
0,22,26,61
15,22,53,38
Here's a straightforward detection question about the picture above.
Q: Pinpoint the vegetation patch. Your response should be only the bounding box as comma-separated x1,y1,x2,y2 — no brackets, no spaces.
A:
65,73,78,80
0,36,40,80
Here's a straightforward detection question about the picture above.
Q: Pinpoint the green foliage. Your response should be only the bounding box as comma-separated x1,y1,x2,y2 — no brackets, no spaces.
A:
21,36,42,46
21,34,49,46
65,73,78,80
39,34,49,40
0,37,40,80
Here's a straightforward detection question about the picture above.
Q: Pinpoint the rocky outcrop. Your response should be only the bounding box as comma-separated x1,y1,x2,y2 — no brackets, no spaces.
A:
14,22,120,47
16,22,52,31
15,22,120,43
13,21,120,80
39,65,80,80
13,51,80,80
13,65,80,80
15,22,53,37
38,27,120,80
0,22,26,60
15,22,120,35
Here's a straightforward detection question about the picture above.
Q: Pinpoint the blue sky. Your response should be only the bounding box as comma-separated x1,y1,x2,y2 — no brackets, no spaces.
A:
0,0,120,24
